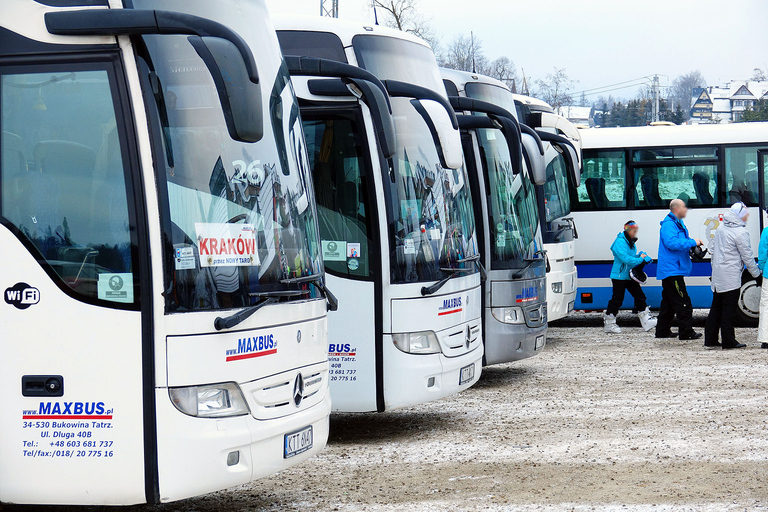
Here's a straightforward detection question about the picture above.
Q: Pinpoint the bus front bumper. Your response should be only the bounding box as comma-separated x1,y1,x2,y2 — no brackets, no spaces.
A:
381,334,483,411
483,309,547,365
155,388,331,503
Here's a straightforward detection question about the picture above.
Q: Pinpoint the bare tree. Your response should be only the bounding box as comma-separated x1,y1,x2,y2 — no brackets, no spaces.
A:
534,67,577,111
440,34,486,73
373,0,439,52
751,67,767,81
670,70,705,121
483,56,518,92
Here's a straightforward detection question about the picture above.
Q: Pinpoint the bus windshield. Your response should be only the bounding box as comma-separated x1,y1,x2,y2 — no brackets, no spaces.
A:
135,0,322,312
543,151,571,221
476,127,542,269
464,82,517,117
353,35,478,284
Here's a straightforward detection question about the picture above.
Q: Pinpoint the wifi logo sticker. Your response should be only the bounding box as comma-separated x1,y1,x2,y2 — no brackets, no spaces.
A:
4,282,40,310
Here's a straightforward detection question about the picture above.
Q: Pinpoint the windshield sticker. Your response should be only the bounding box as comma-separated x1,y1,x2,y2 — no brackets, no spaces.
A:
497,232,506,248
4,282,40,310
97,274,133,303
346,243,361,259
322,240,347,262
174,246,196,270
404,238,417,255
438,297,463,316
400,199,420,222
195,223,259,267
226,334,277,362
347,258,359,271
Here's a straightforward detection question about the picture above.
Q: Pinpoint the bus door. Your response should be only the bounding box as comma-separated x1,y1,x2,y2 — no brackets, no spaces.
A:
0,57,148,504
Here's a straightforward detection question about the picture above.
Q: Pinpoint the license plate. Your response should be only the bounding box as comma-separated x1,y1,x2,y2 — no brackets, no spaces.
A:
459,363,475,385
284,425,313,459
535,335,545,350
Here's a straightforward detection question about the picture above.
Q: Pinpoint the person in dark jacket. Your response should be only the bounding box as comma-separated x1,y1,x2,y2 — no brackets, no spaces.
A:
603,221,656,333
705,202,761,349
656,199,704,340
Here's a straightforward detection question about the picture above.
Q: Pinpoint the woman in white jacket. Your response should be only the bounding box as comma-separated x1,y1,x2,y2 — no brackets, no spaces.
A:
704,202,761,349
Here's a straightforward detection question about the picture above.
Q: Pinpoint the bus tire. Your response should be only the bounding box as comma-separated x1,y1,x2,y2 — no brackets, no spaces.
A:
736,279,760,327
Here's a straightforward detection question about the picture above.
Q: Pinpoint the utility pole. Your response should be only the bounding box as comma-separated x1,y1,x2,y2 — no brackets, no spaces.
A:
470,31,476,73
652,74,660,122
520,68,529,96
320,0,338,18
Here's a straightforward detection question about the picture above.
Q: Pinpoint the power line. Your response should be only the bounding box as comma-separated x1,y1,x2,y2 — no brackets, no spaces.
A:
572,75,654,96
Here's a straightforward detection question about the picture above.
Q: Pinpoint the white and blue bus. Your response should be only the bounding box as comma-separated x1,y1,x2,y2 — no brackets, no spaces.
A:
573,123,768,325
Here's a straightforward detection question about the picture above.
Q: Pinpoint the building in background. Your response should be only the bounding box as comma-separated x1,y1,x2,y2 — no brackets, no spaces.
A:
556,106,595,128
691,80,768,123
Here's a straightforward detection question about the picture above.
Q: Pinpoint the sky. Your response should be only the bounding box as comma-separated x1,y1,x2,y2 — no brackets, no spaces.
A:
265,0,768,99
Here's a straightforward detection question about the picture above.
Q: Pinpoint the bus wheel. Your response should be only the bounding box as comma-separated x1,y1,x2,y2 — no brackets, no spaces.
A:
736,280,760,327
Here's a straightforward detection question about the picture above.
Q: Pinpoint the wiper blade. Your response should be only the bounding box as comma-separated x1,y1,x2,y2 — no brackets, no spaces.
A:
512,250,548,279
281,274,339,312
214,289,309,331
457,254,487,281
421,271,459,296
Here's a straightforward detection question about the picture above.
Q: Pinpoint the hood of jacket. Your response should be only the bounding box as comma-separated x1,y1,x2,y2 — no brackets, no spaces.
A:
722,210,746,229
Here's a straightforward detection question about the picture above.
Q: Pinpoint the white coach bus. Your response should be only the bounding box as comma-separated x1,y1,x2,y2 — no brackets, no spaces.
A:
276,18,483,412
441,69,550,364
514,94,582,321
1,0,332,505
573,123,768,325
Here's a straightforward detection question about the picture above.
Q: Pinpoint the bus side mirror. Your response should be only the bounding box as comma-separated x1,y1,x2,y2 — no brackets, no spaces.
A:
411,99,463,169
522,133,546,185
553,141,581,188
347,79,397,159
188,36,263,143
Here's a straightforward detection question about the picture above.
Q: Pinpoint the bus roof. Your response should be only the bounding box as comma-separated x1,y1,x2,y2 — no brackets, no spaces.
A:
512,93,554,114
272,15,431,49
439,67,510,94
581,122,768,150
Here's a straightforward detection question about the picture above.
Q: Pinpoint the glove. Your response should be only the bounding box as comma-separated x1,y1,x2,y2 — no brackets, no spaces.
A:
643,255,652,263
756,274,763,287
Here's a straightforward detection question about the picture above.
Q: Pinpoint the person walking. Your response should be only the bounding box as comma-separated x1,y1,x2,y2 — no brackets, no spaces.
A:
656,199,704,340
603,221,656,333
757,221,768,346
705,202,761,349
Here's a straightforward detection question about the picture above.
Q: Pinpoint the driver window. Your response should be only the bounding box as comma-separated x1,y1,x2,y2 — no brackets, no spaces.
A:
0,68,136,305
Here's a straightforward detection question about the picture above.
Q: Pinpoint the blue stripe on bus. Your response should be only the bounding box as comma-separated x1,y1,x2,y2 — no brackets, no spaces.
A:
575,284,713,310
576,261,713,279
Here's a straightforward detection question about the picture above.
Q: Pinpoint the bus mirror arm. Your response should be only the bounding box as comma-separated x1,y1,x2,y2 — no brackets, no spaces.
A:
535,130,582,188
519,124,544,155
313,279,339,312
45,9,263,143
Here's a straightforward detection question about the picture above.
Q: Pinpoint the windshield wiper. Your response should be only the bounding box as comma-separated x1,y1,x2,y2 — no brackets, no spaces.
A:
422,255,485,296
512,250,548,279
281,274,339,312
214,289,310,331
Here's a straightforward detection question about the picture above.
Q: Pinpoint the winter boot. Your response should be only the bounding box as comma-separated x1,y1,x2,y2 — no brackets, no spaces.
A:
603,312,621,333
638,307,657,332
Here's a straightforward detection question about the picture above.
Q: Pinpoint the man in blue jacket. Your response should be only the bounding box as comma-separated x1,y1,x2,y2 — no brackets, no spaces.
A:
656,199,704,340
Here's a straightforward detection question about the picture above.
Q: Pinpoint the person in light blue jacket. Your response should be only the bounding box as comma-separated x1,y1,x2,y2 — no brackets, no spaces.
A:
603,221,656,333
655,199,704,340
757,224,768,345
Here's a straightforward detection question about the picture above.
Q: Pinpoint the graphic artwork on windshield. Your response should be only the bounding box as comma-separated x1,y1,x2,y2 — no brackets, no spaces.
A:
477,128,541,269
141,34,321,312
386,97,478,284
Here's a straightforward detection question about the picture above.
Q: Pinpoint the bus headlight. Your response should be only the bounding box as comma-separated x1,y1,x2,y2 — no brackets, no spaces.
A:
492,306,525,324
169,382,249,418
392,331,441,354
551,281,563,294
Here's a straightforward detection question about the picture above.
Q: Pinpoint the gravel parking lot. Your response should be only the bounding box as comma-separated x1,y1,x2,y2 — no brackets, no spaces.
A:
7,311,768,512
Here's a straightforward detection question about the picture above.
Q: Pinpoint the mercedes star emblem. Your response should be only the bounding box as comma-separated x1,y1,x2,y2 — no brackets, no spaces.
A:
293,373,304,408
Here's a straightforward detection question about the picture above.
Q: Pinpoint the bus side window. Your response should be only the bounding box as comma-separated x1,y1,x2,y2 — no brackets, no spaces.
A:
0,68,136,306
577,150,626,210
634,165,717,208
726,146,760,206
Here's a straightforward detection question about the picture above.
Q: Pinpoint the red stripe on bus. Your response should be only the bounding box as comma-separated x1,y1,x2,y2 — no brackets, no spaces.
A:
438,308,462,316
226,348,277,362
23,415,113,420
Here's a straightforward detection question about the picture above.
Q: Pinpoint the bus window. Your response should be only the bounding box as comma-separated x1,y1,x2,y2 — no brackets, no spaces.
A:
726,146,760,206
303,114,374,278
544,152,571,221
1,68,136,306
633,165,717,208
577,149,626,210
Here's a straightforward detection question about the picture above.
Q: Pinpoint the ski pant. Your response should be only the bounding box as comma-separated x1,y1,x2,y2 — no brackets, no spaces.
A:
704,289,739,347
605,279,647,316
656,276,694,338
